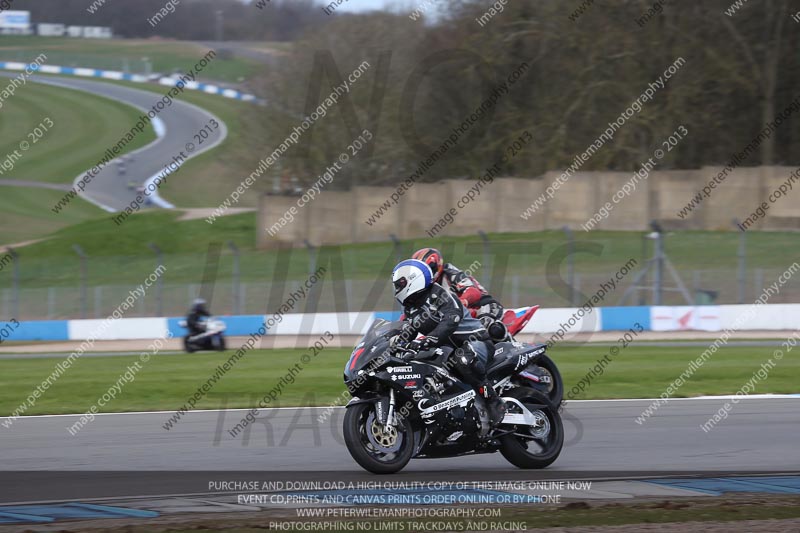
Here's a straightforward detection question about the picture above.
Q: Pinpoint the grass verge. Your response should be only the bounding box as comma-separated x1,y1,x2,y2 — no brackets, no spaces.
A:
0,81,156,184
0,344,797,416
0,81,157,242
0,37,261,83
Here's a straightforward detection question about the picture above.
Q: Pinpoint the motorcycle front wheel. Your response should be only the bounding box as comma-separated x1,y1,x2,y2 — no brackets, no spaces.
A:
214,335,226,351
343,402,414,474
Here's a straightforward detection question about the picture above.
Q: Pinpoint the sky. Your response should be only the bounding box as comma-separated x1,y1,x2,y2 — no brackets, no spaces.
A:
317,0,447,17
326,0,400,11
324,0,407,13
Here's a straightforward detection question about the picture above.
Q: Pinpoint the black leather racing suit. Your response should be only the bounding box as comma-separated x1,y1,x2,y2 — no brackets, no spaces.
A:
186,308,210,335
399,283,504,423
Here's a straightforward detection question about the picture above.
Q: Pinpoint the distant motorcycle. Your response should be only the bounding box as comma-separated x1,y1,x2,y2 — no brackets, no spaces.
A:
343,318,563,474
476,305,563,407
178,316,227,353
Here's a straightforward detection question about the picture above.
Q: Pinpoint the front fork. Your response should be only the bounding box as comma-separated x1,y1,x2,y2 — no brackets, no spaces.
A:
384,388,396,432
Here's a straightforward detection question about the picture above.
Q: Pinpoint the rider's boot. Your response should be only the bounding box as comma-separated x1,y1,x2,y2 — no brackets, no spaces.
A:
454,342,505,427
479,381,506,427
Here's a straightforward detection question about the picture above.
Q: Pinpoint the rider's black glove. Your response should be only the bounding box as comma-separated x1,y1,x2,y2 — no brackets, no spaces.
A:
421,336,438,349
398,322,416,343
410,336,437,351
399,350,416,362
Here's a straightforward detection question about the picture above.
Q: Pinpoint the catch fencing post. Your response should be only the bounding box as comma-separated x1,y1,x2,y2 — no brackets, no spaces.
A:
651,221,664,306
148,242,164,317
304,239,317,276
390,234,404,312
7,247,19,319
215,10,224,41
562,226,575,306
389,233,402,266
639,233,648,305
512,275,519,308
733,218,746,304
47,287,55,319
94,286,102,318
72,245,88,319
754,269,764,298
478,231,491,285
228,241,241,314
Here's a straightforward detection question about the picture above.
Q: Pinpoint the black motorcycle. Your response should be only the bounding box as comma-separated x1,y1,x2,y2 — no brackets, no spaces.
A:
342,319,563,474
483,308,564,407
179,316,227,353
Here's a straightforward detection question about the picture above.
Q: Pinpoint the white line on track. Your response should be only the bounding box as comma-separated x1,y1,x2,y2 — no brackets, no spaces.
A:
1,395,798,421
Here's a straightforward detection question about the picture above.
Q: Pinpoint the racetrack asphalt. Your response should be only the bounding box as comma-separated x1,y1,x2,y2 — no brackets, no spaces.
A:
0,72,227,212
1,398,797,502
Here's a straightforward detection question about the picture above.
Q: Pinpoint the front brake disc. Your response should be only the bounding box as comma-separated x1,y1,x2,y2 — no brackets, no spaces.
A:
365,411,402,453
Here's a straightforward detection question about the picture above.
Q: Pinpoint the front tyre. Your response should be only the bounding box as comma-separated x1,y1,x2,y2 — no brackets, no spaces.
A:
215,335,226,351
343,402,414,474
499,390,563,469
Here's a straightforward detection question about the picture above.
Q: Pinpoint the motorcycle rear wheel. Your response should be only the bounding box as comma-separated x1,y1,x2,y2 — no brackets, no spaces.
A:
531,354,563,407
183,336,196,354
499,389,563,469
343,402,414,474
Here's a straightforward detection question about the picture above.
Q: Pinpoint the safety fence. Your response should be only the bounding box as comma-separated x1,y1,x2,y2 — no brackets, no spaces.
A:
4,303,799,342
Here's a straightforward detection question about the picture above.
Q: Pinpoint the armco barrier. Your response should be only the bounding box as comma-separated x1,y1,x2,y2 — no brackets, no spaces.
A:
68,317,169,340
0,62,259,102
10,320,69,342
3,305,798,341
517,307,603,336
718,303,798,330
165,316,265,338
601,306,651,331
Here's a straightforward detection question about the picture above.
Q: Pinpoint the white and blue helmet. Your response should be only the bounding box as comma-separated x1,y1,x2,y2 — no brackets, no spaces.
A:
392,259,433,305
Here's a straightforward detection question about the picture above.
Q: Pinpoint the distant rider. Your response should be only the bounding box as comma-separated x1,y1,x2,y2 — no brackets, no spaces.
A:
391,259,506,426
412,247,505,325
186,298,211,335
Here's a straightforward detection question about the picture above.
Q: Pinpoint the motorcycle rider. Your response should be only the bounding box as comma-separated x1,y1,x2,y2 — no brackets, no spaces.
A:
391,259,506,426
412,247,505,325
186,298,211,336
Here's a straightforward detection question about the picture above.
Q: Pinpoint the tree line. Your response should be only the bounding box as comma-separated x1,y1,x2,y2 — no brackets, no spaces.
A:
241,0,799,191
11,0,799,190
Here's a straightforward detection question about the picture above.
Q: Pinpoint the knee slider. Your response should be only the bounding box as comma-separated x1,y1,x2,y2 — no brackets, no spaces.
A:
453,346,475,369
487,321,508,342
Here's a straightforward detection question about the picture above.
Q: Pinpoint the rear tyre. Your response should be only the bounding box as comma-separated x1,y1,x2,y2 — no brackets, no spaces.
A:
183,336,196,353
499,389,563,469
343,402,414,474
535,354,563,407
518,355,563,407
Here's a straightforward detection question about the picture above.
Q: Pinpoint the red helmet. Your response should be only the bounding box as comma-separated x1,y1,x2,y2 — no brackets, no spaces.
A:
412,248,443,282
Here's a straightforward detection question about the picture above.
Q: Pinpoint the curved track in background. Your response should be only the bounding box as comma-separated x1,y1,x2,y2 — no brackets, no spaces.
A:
0,72,227,212
0,179,70,191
